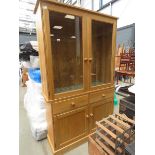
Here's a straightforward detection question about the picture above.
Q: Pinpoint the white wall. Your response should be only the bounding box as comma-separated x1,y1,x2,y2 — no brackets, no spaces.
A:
80,0,135,28
80,0,93,10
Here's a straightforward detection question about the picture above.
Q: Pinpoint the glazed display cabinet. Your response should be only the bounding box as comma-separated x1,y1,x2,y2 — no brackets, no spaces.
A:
34,0,117,154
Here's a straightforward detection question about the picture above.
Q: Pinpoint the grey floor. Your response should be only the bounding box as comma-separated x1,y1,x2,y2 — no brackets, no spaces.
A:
19,85,89,155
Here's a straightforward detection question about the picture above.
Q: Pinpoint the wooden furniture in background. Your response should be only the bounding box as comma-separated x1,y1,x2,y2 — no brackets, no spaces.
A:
88,113,135,155
115,56,121,71
115,47,135,84
34,0,117,154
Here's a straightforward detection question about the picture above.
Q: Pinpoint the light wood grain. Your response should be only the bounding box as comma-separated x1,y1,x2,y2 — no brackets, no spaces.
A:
52,95,88,114
96,121,116,139
89,98,113,131
89,88,114,104
110,115,131,128
115,113,135,124
103,119,129,138
53,106,89,149
35,0,117,153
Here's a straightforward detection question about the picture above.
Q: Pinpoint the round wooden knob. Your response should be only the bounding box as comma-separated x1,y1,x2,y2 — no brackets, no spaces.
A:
90,113,94,117
71,102,75,106
102,94,105,97
86,115,89,118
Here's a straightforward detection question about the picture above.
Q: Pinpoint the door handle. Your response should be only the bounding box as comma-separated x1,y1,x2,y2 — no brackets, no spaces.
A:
90,113,94,117
102,94,105,97
89,58,92,61
71,102,75,106
84,58,88,61
86,114,89,118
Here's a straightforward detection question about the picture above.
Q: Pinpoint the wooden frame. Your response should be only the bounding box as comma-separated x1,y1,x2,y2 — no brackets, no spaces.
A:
88,16,116,91
43,2,91,99
35,0,117,154
36,0,117,101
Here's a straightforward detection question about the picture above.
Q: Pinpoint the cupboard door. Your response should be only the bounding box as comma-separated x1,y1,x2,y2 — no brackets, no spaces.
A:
53,106,89,149
90,19,113,88
89,98,113,132
48,11,85,94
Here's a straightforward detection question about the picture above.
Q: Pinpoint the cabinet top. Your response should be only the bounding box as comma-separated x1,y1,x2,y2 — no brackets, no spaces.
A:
34,0,118,20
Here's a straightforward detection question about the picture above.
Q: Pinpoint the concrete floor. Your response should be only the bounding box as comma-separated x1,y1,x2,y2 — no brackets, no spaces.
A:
19,84,122,155
19,85,89,155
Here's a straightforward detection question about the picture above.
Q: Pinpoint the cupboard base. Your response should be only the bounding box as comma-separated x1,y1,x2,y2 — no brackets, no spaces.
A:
47,134,88,155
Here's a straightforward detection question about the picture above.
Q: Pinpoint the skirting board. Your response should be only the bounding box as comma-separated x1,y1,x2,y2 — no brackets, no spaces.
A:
47,134,88,155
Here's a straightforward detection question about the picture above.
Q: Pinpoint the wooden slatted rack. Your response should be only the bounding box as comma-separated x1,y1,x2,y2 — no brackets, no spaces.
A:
88,113,135,155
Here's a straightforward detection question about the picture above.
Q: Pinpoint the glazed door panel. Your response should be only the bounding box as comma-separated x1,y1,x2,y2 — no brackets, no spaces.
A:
48,11,86,95
53,106,89,149
89,18,113,89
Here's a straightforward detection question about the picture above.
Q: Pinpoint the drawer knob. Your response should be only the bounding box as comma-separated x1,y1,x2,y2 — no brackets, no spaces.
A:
89,58,93,61
86,115,89,118
102,94,105,97
84,58,88,61
90,113,94,117
71,102,75,106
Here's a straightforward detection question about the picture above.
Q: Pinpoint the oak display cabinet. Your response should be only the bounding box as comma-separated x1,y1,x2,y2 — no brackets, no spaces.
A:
34,0,117,154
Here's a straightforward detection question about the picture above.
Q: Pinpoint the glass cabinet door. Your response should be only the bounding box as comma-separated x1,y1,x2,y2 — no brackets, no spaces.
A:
91,20,113,87
49,11,83,94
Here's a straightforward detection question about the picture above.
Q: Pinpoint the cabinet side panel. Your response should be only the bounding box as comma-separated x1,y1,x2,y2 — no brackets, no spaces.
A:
36,4,55,148
111,20,117,83
36,4,48,98
45,102,55,147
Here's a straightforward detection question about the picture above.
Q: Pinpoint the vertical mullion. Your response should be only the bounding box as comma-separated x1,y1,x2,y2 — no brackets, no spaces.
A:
83,15,88,91
111,21,117,83
87,16,92,90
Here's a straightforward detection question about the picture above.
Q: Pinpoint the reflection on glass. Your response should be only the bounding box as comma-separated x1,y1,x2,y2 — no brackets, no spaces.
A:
49,12,83,94
91,20,113,86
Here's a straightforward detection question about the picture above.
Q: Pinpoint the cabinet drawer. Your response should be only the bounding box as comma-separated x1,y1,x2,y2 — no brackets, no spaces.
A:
52,95,88,114
89,89,114,104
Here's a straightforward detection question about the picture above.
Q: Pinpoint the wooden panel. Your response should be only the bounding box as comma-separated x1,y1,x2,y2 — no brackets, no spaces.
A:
52,95,88,114
45,102,55,147
89,98,113,132
42,7,54,99
53,106,89,149
89,88,114,104
111,21,117,83
35,4,48,98
48,134,88,155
